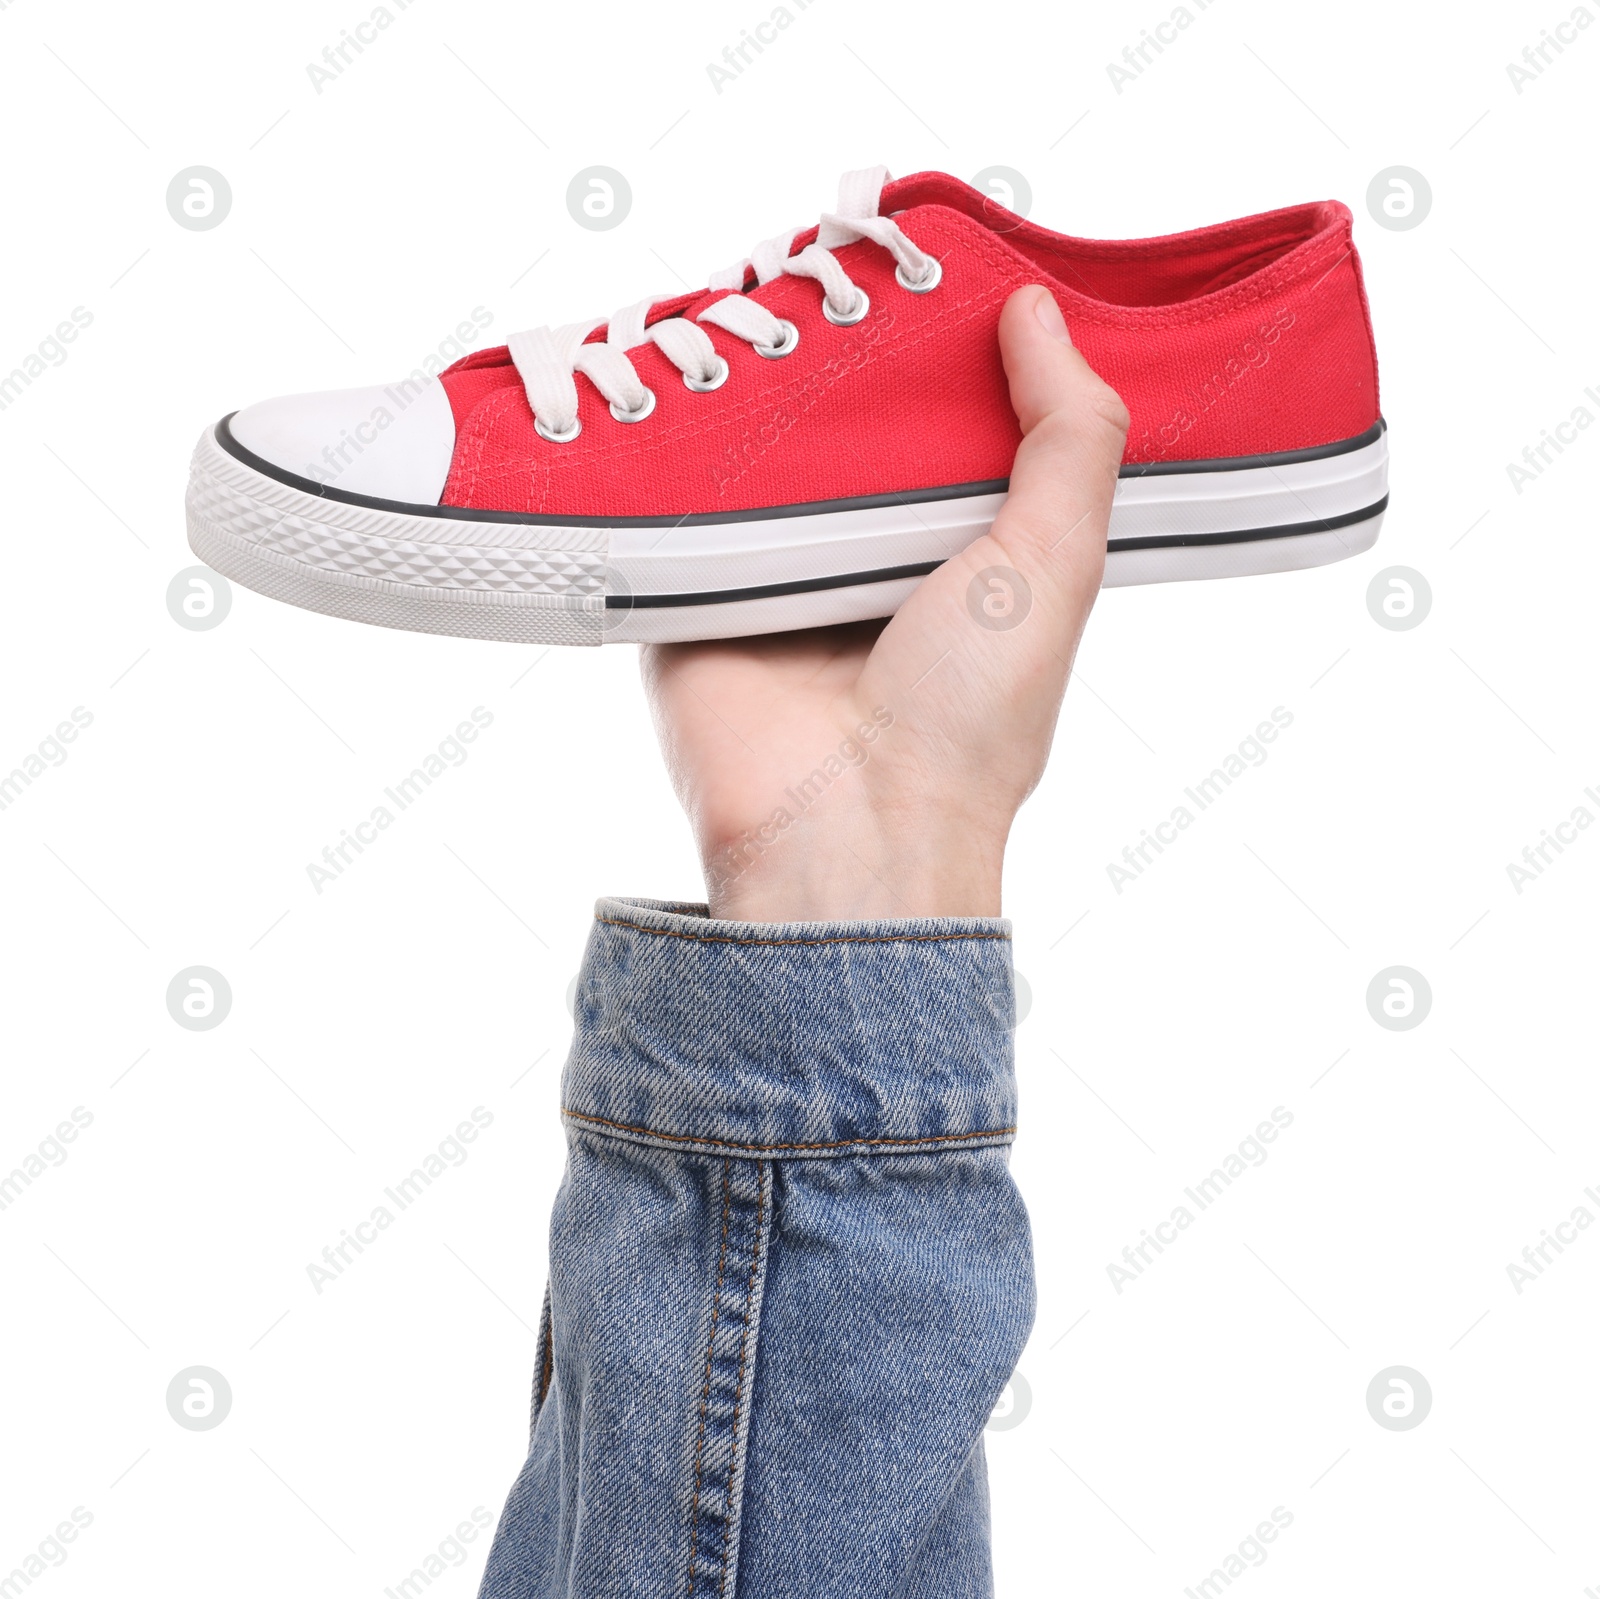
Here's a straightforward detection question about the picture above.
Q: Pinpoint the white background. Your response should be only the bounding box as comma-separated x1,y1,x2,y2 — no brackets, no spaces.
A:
2,0,1596,1595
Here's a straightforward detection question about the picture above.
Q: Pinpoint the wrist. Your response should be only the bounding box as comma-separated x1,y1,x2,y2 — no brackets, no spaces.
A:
702,808,1007,922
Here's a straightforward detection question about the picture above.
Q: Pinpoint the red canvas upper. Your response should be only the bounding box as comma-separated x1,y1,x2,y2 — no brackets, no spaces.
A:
438,172,1380,517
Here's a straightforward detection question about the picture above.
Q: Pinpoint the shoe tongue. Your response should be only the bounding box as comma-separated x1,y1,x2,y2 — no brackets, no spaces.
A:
816,164,890,248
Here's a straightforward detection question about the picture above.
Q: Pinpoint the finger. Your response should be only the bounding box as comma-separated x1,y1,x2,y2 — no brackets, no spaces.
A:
984,285,1130,608
862,285,1129,723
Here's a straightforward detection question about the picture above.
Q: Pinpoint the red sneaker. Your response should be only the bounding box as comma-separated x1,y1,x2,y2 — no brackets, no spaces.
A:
186,165,1385,645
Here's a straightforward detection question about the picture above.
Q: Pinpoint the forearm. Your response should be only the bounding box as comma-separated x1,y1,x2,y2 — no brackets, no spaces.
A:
479,897,1033,1599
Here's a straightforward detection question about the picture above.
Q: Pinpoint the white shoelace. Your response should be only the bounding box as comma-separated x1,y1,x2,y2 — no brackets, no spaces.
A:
504,166,939,442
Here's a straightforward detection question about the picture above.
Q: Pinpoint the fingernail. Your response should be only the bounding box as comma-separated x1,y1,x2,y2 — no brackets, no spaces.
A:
1034,291,1073,345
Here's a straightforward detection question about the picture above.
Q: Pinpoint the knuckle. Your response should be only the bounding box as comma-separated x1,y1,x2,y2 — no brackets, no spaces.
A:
1031,384,1129,461
1027,411,1079,454
1085,380,1131,438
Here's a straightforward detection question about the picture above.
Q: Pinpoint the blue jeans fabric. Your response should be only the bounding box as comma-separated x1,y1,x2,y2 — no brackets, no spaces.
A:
478,897,1033,1599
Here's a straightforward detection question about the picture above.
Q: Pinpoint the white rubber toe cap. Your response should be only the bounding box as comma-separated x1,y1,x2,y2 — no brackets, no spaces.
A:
229,377,457,505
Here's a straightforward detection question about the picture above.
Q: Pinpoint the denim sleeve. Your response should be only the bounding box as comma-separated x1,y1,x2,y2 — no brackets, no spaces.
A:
478,896,1034,1599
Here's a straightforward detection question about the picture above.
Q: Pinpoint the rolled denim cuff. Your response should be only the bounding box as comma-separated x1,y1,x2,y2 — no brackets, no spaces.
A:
560,896,1017,1158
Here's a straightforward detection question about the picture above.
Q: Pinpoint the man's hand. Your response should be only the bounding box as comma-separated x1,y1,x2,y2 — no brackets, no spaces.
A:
641,286,1130,920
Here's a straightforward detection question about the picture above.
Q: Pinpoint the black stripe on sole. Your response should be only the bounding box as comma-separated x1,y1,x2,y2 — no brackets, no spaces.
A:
213,414,1386,528
607,496,1390,609
1110,494,1389,552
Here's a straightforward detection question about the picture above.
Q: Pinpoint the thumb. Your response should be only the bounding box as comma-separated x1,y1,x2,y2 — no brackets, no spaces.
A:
986,286,1129,607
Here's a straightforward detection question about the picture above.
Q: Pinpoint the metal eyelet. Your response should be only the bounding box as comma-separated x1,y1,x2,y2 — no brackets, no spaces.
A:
822,289,870,327
895,256,943,294
682,357,730,393
753,319,800,359
609,387,656,425
535,415,582,444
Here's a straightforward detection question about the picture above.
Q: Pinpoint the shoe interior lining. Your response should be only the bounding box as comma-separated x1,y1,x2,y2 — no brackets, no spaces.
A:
887,172,1337,309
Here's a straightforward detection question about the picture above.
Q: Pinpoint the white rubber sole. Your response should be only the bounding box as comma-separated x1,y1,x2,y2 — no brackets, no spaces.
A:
185,418,1388,646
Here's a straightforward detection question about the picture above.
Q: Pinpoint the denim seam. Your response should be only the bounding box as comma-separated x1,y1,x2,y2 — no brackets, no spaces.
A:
594,916,1009,948
681,1161,767,1599
685,1159,735,1598
564,1109,1017,1155
719,1164,767,1599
